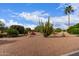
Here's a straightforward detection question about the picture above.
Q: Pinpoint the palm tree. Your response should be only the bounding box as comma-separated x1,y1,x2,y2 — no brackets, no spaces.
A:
64,5,74,27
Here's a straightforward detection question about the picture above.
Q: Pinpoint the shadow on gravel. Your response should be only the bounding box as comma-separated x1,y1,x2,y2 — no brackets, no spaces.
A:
0,40,17,45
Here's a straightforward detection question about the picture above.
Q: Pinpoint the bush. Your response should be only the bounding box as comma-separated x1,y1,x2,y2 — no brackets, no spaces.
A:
35,23,44,33
54,28,62,33
69,28,79,34
10,25,25,34
26,28,31,32
7,28,19,37
67,25,79,34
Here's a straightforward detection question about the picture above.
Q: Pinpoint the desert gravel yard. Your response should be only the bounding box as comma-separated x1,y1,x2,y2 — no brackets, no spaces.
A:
0,32,79,56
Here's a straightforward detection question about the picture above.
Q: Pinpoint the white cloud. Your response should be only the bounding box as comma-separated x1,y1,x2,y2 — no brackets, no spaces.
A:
19,11,49,23
25,24,37,29
6,20,21,27
6,20,37,29
0,19,36,29
0,19,6,24
51,14,79,29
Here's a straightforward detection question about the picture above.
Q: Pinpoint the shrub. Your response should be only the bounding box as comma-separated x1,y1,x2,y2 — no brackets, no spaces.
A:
35,22,44,33
7,28,19,37
26,28,31,32
35,26,41,32
54,28,62,33
10,25,25,34
67,25,79,34
74,23,79,28
69,28,79,34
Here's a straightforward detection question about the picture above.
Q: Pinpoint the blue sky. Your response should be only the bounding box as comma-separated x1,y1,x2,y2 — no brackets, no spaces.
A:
0,3,79,29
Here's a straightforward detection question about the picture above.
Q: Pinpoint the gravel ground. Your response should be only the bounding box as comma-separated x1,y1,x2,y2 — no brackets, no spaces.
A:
0,32,79,56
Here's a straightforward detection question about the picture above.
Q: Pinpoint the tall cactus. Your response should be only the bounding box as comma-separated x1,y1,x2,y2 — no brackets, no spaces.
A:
43,16,53,37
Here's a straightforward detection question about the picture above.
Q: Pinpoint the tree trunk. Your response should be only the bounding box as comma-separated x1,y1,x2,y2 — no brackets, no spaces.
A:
68,14,70,27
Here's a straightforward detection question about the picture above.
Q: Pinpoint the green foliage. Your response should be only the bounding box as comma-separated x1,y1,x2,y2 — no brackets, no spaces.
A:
10,25,25,34
0,21,5,33
35,25,43,33
35,17,53,37
54,28,62,33
67,27,79,34
24,28,31,35
65,5,74,14
64,5,74,27
74,23,79,28
67,23,79,34
7,28,19,37
26,28,31,32
35,20,44,33
42,17,53,37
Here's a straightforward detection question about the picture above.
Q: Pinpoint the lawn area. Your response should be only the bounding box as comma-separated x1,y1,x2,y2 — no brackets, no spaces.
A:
0,32,79,56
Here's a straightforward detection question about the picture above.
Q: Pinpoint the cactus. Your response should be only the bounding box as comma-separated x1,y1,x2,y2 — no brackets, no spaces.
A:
35,16,53,37
42,17,53,37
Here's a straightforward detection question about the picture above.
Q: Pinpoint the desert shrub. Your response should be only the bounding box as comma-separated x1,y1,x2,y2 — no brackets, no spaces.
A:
26,28,31,33
10,25,25,34
35,26,41,32
42,17,53,37
68,28,79,34
7,28,19,37
35,25,43,32
35,22,44,33
26,28,31,31
0,33,7,38
67,24,79,34
24,29,28,35
54,28,62,33
74,23,79,28
24,28,31,35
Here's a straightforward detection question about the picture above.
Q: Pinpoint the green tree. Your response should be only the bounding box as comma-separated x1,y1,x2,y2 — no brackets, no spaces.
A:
35,20,44,33
10,25,25,34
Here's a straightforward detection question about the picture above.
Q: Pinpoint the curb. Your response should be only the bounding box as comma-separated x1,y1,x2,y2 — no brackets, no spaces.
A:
61,50,79,56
